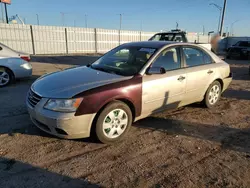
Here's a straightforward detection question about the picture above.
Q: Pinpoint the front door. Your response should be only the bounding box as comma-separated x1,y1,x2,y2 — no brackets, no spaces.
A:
142,47,186,115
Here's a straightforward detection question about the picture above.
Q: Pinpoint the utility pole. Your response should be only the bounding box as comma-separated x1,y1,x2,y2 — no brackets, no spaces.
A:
119,14,122,31
36,14,39,25
85,14,88,28
209,3,222,33
60,12,65,26
225,26,228,36
4,3,8,24
230,20,240,36
118,14,122,45
1,3,4,23
140,20,142,32
203,25,205,35
219,0,227,36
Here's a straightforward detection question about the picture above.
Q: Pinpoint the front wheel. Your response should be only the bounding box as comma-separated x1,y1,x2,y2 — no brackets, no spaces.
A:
95,101,132,144
204,81,222,108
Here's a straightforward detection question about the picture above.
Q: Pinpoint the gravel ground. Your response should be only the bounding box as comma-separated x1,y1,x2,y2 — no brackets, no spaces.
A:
0,56,249,188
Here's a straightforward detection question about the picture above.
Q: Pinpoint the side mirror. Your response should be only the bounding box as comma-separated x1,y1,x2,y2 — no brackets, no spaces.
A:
147,67,166,75
218,55,225,61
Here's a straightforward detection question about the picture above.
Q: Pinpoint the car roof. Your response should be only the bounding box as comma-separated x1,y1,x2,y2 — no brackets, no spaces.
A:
122,41,177,49
154,32,186,35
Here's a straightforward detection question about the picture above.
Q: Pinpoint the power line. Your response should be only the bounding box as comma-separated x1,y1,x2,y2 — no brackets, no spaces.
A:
209,3,222,33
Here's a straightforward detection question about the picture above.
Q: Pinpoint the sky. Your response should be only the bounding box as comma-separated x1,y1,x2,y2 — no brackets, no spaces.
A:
2,0,250,36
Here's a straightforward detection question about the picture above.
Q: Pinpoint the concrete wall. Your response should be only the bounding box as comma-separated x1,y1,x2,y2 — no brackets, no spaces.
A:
0,23,209,55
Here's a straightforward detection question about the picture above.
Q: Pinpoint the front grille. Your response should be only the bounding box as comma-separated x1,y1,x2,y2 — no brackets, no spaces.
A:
27,89,42,107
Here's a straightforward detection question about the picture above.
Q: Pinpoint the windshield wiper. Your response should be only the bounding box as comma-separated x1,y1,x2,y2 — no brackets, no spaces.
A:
90,65,114,74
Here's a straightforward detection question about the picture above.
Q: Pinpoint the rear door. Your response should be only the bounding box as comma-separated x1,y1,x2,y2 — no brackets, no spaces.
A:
181,46,216,105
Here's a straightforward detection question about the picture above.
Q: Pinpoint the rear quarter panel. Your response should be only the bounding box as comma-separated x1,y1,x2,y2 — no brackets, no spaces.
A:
0,57,30,78
209,61,231,91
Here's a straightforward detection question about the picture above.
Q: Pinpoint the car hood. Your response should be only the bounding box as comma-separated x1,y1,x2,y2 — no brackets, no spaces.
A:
31,66,132,98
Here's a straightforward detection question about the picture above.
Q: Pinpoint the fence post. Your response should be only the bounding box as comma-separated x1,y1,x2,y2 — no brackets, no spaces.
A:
65,28,68,54
30,25,36,55
118,29,121,45
94,28,98,53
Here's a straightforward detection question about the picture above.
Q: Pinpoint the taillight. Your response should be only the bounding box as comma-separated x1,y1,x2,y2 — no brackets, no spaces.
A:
21,56,30,62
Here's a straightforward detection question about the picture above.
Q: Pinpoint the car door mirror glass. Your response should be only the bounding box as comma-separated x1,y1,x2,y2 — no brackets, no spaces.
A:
147,67,166,75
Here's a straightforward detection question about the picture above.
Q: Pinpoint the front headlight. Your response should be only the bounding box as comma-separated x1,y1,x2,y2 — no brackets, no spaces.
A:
21,63,32,70
44,98,83,112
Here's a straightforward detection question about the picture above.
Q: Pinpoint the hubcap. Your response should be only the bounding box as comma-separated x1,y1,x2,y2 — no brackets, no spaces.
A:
208,85,220,105
0,71,10,86
103,109,128,139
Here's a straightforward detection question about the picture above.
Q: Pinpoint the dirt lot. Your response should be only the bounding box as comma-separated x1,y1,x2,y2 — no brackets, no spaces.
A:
0,56,250,188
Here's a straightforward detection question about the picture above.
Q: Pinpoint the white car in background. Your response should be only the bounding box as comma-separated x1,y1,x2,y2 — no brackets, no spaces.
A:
0,43,32,87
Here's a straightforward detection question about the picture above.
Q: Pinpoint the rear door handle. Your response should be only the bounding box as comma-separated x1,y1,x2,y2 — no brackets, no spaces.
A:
178,76,186,81
207,70,214,74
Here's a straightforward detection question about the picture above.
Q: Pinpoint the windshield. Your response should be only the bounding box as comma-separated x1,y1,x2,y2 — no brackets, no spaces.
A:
149,33,184,42
0,42,16,52
91,46,157,76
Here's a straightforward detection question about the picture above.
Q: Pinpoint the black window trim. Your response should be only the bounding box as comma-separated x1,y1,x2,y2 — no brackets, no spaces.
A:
180,45,215,69
150,45,184,72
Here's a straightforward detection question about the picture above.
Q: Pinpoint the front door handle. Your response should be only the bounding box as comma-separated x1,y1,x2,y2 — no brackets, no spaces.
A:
207,70,214,74
178,76,186,81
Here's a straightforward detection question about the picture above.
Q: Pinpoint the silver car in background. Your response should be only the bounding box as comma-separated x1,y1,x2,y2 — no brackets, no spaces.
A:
0,43,32,87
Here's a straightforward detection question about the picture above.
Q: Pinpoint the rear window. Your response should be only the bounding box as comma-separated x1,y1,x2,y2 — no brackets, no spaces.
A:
238,41,249,47
0,43,16,52
150,33,184,42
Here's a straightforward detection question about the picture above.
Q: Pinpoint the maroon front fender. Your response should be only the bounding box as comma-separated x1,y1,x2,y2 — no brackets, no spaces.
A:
74,75,142,117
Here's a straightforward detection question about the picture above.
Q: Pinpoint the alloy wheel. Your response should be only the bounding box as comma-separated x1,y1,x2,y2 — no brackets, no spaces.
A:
208,85,220,105
102,109,128,139
0,71,10,86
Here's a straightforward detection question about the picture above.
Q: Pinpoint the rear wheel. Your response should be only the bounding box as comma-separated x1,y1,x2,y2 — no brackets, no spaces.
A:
204,81,222,108
0,67,13,87
95,101,132,144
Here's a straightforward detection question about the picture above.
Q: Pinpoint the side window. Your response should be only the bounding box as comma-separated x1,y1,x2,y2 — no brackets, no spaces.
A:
161,34,174,41
152,47,181,71
203,51,213,64
150,34,161,41
183,47,212,67
239,42,248,47
173,34,183,42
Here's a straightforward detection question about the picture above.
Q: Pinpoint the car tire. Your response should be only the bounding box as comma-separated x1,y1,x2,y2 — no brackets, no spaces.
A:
204,81,222,108
0,67,13,87
95,101,132,144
